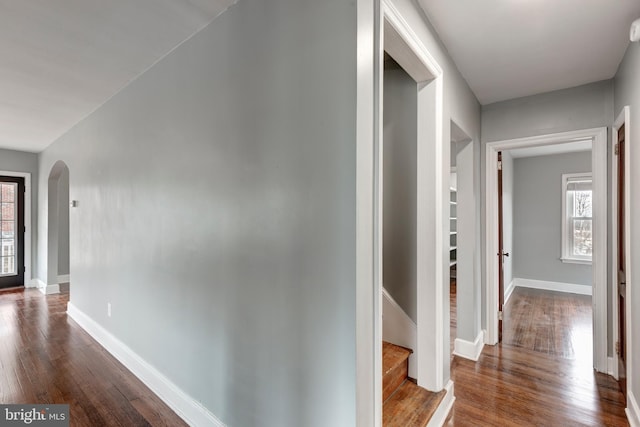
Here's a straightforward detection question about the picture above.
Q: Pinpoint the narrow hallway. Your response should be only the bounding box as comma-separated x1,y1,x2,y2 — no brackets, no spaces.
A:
446,287,628,426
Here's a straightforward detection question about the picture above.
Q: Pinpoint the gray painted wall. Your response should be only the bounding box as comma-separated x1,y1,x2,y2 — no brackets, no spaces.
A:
614,39,640,413
481,81,613,333
501,151,514,293
383,65,418,322
37,1,357,425
513,151,592,286
482,80,614,142
0,148,38,282
57,166,69,276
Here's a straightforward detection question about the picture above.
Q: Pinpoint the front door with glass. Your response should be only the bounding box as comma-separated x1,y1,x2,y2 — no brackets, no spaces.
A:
0,177,25,289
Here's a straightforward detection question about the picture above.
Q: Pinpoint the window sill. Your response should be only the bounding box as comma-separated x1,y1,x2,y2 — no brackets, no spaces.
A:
560,257,592,265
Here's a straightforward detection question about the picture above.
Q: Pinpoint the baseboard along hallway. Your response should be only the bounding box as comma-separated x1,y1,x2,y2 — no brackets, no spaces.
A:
0,288,187,426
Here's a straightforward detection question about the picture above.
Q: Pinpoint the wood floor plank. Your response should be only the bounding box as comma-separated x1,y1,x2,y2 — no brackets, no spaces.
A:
447,287,628,426
0,288,187,427
383,380,445,427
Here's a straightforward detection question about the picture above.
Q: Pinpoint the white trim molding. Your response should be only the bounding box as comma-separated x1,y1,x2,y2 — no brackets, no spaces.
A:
0,171,32,287
31,278,59,295
627,390,640,427
355,0,377,424
426,380,455,427
57,274,70,283
513,278,592,296
504,279,515,305
453,330,484,361
484,127,608,374
67,303,226,427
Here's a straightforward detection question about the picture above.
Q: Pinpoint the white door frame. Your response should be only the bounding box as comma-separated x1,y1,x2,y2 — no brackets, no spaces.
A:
612,107,631,384
484,127,608,373
380,0,445,392
355,0,377,424
0,170,32,288
356,1,446,423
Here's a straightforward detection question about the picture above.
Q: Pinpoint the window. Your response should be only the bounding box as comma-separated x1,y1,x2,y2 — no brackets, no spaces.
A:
561,173,592,264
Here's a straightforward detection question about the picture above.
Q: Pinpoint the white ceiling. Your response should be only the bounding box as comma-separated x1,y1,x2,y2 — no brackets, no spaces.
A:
0,0,235,152
419,0,640,105
508,140,592,159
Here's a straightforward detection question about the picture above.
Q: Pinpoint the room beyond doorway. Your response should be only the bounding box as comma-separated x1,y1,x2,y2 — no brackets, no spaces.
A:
484,127,608,374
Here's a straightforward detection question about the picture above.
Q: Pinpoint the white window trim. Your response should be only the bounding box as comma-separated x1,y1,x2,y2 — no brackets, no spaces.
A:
561,172,592,265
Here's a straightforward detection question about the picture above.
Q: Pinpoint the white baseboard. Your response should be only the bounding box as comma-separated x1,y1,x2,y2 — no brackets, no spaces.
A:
453,330,484,361
504,279,515,305
427,380,455,427
25,279,39,288
57,274,70,283
513,278,592,296
382,287,417,378
41,284,60,295
628,390,640,427
67,303,226,427
30,278,60,295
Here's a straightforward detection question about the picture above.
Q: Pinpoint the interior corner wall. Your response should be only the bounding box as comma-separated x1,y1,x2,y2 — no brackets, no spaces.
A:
513,151,592,286
480,80,614,330
383,66,418,323
501,151,514,294
614,40,640,414
0,148,38,282
36,0,358,425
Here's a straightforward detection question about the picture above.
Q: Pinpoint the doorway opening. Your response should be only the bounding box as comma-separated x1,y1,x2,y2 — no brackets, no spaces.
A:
485,128,608,373
0,171,32,290
47,161,70,295
371,1,451,423
498,143,594,367
0,176,25,289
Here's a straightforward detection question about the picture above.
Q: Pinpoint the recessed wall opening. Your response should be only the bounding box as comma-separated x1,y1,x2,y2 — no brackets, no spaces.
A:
47,160,70,295
367,4,448,422
448,120,473,361
381,51,419,378
378,0,446,399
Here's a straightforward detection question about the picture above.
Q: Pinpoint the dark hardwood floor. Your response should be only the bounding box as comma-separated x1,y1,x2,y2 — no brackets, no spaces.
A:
0,287,187,427
503,287,592,360
447,287,628,426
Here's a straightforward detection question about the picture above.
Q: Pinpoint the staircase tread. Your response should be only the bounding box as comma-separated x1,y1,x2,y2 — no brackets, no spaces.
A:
383,341,413,376
382,380,446,427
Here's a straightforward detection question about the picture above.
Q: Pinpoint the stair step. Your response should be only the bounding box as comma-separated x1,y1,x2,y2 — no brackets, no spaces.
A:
383,380,446,427
382,342,413,402
383,342,412,374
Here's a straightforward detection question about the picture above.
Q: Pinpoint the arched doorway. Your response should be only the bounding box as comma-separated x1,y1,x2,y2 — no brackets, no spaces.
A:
46,161,70,294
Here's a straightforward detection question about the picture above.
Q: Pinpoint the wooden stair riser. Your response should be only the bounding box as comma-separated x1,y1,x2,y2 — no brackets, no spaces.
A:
382,358,409,402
